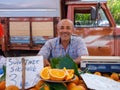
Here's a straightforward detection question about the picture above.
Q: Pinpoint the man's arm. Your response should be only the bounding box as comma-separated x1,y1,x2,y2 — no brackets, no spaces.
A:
44,59,50,66
74,54,88,65
37,40,52,67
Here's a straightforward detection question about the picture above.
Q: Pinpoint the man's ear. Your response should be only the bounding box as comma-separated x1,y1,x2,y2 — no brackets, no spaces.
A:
73,28,76,31
72,28,76,32
72,28,77,35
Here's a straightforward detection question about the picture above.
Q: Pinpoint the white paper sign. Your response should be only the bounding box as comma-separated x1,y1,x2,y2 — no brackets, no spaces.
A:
81,73,120,90
6,56,43,89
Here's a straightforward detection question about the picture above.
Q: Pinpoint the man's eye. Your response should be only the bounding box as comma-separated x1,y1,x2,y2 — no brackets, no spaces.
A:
60,26,64,29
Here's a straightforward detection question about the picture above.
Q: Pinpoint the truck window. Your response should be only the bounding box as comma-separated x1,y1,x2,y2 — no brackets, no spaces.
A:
74,7,110,27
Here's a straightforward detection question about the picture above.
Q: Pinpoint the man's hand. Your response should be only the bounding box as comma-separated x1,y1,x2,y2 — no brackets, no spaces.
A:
44,60,50,67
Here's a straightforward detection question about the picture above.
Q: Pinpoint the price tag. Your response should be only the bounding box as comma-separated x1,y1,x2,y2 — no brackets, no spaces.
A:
6,56,43,89
81,73,120,90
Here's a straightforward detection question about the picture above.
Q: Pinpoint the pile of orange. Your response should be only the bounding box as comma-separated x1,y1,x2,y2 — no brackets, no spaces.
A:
94,71,120,82
67,75,87,90
5,85,19,90
40,67,74,81
0,81,6,90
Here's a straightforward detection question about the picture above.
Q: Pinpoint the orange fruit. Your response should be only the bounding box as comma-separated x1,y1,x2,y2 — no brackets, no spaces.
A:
110,73,119,81
78,84,87,90
94,72,102,76
67,69,74,74
102,73,110,77
71,75,79,85
67,82,76,90
0,81,6,90
40,67,50,80
29,87,38,90
35,80,44,89
40,84,50,90
78,79,84,84
117,80,120,82
49,69,66,81
43,85,49,90
5,85,19,90
63,68,74,81
70,85,86,90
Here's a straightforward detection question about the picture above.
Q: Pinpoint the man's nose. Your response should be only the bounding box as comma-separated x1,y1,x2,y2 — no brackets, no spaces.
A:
62,29,69,33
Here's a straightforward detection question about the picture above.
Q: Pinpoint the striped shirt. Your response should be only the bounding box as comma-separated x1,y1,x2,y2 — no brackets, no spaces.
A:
38,36,88,60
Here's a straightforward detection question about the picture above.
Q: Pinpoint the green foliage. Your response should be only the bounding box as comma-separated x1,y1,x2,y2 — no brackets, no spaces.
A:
107,0,120,25
50,55,79,77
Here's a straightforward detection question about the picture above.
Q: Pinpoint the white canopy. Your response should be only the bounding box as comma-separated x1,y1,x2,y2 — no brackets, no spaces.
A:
0,0,60,17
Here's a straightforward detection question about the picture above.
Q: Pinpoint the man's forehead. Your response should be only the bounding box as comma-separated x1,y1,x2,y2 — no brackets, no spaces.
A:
59,21,73,26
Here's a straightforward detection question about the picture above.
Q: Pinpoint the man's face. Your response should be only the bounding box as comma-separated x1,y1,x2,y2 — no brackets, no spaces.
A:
57,20,73,41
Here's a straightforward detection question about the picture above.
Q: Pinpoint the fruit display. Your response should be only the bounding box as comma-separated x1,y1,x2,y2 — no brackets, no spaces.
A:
0,56,120,90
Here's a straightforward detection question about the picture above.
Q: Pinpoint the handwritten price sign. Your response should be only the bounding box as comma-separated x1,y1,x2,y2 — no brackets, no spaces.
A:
6,56,43,89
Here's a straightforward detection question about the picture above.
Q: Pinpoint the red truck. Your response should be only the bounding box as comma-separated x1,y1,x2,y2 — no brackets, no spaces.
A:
0,0,120,56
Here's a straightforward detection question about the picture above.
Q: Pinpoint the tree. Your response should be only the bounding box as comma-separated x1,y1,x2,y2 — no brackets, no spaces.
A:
107,0,120,25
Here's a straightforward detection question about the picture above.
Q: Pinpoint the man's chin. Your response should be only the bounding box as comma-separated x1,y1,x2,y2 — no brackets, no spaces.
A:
61,38,70,41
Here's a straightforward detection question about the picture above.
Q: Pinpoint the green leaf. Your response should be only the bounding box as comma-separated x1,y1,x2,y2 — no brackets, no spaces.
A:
50,55,79,77
39,85,44,90
50,57,62,68
0,75,5,82
3,65,6,75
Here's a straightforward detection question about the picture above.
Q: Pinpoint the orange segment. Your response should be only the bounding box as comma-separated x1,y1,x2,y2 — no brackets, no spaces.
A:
49,69,66,81
40,67,50,80
63,67,74,81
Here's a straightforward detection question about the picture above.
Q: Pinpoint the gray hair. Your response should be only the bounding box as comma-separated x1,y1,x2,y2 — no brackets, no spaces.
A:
57,19,74,29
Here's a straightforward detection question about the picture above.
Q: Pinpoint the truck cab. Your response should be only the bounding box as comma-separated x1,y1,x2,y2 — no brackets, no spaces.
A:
62,0,120,56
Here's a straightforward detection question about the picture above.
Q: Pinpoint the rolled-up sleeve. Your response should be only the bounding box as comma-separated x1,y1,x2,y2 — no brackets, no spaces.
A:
37,41,51,60
77,38,89,56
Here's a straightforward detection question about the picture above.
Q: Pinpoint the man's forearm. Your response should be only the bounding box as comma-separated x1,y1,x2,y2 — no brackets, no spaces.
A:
74,57,81,64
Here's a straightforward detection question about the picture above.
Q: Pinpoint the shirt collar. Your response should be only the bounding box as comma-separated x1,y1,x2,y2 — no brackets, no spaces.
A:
57,36,73,45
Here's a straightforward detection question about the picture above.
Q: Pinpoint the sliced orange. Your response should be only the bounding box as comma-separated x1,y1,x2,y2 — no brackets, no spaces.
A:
67,69,74,74
49,69,66,81
63,67,74,81
40,67,50,80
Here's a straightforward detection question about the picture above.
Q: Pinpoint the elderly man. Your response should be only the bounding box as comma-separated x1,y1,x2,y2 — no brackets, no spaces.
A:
38,19,88,66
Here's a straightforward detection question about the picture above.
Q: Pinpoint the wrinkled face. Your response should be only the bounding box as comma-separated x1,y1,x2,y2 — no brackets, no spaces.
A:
57,20,74,41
